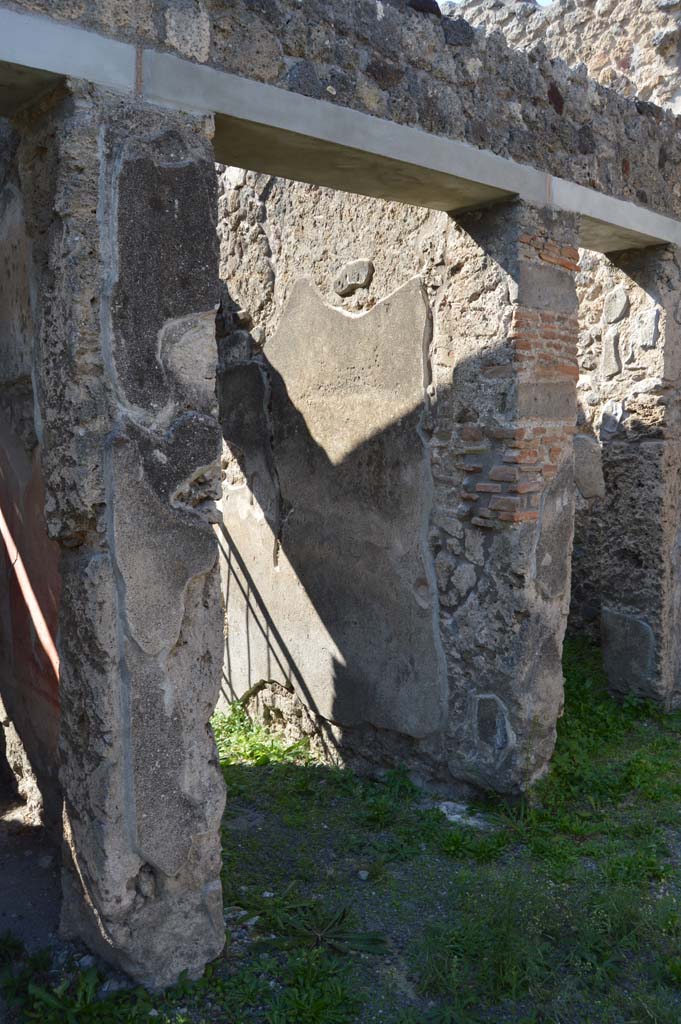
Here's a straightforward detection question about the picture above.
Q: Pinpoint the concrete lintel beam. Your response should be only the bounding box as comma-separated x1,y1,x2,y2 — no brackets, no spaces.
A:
144,49,537,214
143,51,681,254
0,5,135,107
1,4,680,254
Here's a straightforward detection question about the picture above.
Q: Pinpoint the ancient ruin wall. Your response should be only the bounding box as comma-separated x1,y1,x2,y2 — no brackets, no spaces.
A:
569,248,681,705
455,0,681,706
5,0,681,218
218,170,579,794
455,0,681,111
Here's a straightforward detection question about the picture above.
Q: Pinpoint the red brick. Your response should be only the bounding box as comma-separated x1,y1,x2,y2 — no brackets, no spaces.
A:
489,495,522,512
476,482,502,494
489,465,519,482
554,364,579,380
498,510,540,523
510,480,543,494
539,252,580,272
513,310,540,323
488,427,519,440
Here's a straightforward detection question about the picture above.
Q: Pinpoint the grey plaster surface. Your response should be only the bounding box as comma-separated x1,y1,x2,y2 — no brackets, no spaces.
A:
220,278,447,739
573,435,606,500
6,89,227,988
602,608,656,696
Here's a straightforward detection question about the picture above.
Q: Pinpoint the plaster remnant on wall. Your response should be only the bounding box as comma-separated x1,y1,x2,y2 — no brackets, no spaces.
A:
217,172,579,795
573,434,606,499
602,607,656,696
220,276,447,740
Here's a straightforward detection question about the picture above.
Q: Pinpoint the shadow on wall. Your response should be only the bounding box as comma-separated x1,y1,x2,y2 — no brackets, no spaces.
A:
215,246,577,790
217,275,448,757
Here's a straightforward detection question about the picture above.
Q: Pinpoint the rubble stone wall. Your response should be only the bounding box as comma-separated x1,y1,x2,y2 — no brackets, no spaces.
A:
454,0,681,112
5,0,681,218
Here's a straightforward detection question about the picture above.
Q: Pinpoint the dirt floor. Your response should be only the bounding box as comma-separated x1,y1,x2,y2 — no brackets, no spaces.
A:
0,775,61,1022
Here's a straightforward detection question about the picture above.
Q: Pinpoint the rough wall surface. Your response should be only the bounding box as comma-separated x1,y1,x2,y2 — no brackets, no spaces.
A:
570,247,681,705
457,0,681,704
5,0,681,218
11,85,225,987
455,0,681,112
0,123,61,828
217,169,578,794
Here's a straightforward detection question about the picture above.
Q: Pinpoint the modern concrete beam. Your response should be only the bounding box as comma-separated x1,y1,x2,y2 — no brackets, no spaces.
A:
1,4,680,254
0,5,135,108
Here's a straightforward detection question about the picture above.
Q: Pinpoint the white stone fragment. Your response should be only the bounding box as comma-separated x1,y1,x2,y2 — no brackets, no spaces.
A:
602,286,629,324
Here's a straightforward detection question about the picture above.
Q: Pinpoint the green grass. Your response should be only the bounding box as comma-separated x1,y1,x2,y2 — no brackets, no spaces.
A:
4,638,681,1022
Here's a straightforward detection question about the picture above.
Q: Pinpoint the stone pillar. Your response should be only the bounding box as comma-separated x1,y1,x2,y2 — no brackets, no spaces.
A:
438,201,579,792
14,86,225,986
573,245,681,708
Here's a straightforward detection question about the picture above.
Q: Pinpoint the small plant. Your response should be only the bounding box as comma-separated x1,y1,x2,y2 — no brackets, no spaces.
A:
262,904,389,956
0,931,24,966
266,950,363,1024
212,703,311,767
